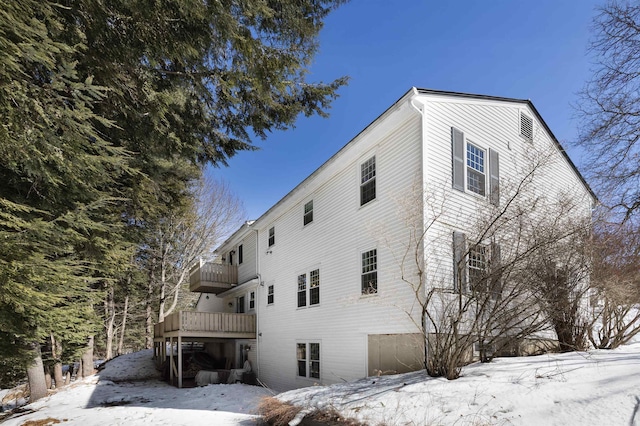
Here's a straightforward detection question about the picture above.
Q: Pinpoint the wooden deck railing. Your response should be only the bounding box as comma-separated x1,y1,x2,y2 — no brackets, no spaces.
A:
159,311,256,335
189,262,238,293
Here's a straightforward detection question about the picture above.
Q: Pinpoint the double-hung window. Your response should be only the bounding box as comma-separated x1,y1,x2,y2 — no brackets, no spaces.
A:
466,142,486,196
360,156,376,206
267,285,274,305
451,127,500,206
304,200,313,226
268,227,275,247
297,342,320,379
249,291,255,310
453,231,502,296
468,244,488,293
361,249,378,295
297,274,307,308
297,269,320,307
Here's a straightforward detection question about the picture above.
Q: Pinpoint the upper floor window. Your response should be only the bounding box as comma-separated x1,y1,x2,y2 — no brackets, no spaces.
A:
297,269,320,307
361,249,378,295
451,127,500,206
360,156,376,206
297,273,307,308
267,285,274,305
268,227,275,247
229,251,234,265
520,112,533,141
304,200,314,226
249,291,255,310
238,244,243,264
466,142,486,196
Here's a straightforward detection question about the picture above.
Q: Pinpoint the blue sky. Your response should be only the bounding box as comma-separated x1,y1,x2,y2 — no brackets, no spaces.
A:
209,0,603,220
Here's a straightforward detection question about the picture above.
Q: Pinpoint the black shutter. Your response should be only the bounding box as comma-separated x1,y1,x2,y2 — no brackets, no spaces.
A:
453,231,467,293
490,242,502,299
489,148,500,206
452,128,465,192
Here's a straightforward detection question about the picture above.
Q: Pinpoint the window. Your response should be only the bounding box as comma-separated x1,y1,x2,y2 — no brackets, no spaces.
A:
304,200,313,226
520,112,533,141
297,269,320,307
468,244,488,293
360,156,376,206
249,291,255,310
309,269,320,305
297,342,320,379
451,127,499,205
361,249,378,295
297,274,307,308
268,227,275,247
267,285,274,305
238,244,243,264
236,295,246,313
453,231,502,296
229,251,234,265
466,142,486,196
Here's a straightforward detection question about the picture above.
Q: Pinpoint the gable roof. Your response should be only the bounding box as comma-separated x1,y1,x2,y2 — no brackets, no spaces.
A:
218,87,596,250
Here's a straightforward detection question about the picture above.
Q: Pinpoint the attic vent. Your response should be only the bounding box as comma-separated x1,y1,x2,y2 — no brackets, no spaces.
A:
520,112,533,141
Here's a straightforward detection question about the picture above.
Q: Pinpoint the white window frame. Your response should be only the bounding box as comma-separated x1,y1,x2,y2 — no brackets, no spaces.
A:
268,226,275,247
360,156,376,206
466,141,486,197
296,268,320,308
361,249,378,295
296,341,320,379
249,291,255,310
303,200,314,226
267,285,274,305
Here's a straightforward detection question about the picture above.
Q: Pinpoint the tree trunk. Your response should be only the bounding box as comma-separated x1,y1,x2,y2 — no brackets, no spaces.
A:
50,333,65,388
105,284,116,360
44,365,52,390
26,344,47,402
81,335,94,377
145,264,155,349
117,295,129,355
53,363,63,389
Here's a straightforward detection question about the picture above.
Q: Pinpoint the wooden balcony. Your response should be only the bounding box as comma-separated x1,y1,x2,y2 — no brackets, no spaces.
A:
189,262,238,294
156,311,256,339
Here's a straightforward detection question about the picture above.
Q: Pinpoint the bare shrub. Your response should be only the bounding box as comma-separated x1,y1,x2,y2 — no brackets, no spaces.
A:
257,396,301,426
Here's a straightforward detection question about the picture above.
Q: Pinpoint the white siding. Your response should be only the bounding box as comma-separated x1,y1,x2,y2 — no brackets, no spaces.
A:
255,108,424,391
237,232,257,284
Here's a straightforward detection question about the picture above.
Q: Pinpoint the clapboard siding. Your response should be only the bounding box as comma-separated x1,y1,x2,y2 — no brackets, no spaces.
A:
198,90,594,392
255,110,423,391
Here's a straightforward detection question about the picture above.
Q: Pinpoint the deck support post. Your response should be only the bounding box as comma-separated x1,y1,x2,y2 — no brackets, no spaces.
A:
177,335,183,388
169,337,174,385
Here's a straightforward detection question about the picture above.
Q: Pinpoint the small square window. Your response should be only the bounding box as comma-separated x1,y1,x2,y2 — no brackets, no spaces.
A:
361,249,378,295
268,227,275,247
267,285,274,305
360,156,376,206
304,200,313,226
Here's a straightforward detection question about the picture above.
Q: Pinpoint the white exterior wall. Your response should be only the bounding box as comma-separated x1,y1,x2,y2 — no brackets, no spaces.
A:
237,231,257,285
416,93,593,301
254,106,424,391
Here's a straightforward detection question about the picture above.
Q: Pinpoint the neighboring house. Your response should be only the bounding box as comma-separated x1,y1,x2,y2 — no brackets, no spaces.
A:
156,88,596,391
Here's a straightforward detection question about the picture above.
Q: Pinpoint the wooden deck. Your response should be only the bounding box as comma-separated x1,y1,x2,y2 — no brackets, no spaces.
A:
153,311,256,388
189,262,238,294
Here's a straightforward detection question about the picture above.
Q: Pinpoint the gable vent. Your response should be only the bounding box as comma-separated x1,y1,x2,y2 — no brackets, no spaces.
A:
520,112,533,141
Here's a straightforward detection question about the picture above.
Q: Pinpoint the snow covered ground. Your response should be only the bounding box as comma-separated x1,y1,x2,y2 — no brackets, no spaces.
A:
280,341,640,425
1,349,271,426
2,342,640,425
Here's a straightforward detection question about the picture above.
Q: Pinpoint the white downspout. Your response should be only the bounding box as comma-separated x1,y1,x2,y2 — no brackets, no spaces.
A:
408,87,429,369
254,228,261,381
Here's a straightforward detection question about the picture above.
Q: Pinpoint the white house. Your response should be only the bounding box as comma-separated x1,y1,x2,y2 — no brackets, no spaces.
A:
158,88,596,391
